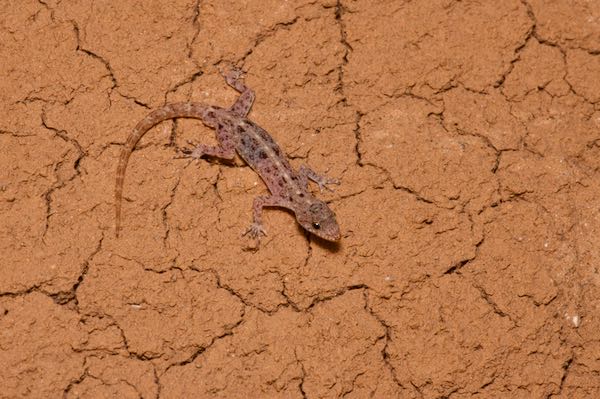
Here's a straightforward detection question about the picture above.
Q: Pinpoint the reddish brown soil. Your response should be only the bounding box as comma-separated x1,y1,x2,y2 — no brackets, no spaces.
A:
1,0,599,397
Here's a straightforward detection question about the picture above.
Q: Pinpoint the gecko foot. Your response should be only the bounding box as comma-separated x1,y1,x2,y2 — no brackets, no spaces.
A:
315,176,341,193
242,222,267,241
175,140,205,160
218,65,249,94
299,165,341,192
220,67,243,83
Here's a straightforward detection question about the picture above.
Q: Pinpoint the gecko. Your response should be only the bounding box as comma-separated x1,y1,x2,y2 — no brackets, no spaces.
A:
115,69,341,242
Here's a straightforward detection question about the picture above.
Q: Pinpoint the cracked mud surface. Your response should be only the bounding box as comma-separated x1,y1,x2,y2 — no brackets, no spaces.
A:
1,0,599,397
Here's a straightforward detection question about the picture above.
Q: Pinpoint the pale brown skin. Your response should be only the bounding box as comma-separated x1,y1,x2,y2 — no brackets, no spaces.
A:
115,70,341,242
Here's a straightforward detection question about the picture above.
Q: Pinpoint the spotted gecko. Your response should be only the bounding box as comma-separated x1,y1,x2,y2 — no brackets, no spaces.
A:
115,69,341,242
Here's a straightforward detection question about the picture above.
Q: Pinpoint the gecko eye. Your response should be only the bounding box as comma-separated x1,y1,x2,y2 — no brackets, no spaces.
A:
312,222,321,230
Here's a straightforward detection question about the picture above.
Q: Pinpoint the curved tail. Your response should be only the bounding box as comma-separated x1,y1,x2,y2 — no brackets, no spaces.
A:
114,102,211,237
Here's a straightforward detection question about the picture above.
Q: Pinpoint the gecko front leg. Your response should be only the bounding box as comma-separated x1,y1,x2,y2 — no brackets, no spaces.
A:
243,195,292,241
298,165,340,192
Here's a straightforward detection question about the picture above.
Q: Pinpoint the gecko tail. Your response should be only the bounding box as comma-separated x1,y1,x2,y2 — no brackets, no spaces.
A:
115,146,129,239
114,102,212,239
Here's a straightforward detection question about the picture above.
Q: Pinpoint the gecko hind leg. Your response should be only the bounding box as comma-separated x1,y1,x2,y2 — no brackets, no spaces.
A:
177,126,236,160
178,142,235,160
221,68,256,118
298,165,340,192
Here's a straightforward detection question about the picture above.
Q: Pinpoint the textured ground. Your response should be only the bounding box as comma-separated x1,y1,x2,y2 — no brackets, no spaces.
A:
1,0,600,397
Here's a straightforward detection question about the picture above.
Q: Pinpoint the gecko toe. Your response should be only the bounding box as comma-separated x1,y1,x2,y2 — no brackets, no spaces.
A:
318,178,341,193
174,147,193,159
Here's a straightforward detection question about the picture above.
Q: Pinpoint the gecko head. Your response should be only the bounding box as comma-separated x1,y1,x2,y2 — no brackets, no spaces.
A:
295,200,341,241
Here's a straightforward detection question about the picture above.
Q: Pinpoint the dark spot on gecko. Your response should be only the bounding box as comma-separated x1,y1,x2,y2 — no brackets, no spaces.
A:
217,123,223,130
208,111,216,118
258,150,267,159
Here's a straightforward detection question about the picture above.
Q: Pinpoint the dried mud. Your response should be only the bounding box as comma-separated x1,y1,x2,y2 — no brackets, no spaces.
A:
1,0,599,397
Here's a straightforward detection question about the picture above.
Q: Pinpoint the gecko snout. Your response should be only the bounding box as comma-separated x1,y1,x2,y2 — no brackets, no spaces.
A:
296,201,341,241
